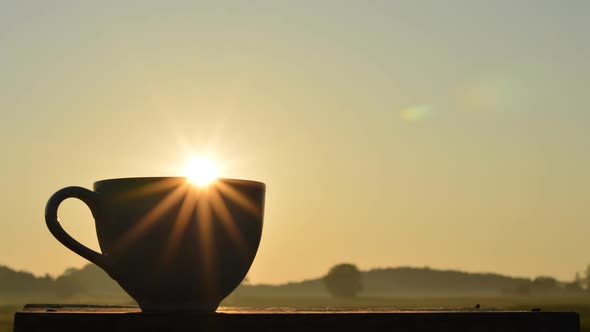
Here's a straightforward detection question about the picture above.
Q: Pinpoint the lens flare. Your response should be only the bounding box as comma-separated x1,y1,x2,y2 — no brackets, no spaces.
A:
184,157,219,186
400,104,435,122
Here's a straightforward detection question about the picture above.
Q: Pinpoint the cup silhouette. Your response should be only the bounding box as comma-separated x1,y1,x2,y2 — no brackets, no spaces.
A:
45,177,265,312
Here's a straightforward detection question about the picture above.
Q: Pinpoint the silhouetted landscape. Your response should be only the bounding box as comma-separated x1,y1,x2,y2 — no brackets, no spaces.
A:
3,263,590,331
1,263,588,302
0,264,590,332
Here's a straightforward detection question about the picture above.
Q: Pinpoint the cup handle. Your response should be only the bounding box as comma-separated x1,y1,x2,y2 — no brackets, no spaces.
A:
45,186,109,271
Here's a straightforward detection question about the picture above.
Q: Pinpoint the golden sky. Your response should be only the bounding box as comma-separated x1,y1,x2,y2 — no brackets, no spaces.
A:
0,1,589,284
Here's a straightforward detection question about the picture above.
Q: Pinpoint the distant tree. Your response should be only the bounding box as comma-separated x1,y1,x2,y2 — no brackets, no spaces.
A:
55,268,87,298
565,281,583,293
54,277,77,298
533,276,557,286
531,276,559,294
512,281,532,296
574,272,583,288
585,265,590,289
323,263,362,298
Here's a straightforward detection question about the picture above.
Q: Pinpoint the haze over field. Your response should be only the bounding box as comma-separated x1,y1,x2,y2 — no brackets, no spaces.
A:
1,263,586,304
1,1,589,284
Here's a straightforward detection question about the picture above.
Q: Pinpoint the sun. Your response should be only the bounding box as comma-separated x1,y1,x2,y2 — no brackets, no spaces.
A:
184,157,219,186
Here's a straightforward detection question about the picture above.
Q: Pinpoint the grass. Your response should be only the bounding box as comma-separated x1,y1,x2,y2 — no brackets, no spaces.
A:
1,297,589,332
0,305,19,332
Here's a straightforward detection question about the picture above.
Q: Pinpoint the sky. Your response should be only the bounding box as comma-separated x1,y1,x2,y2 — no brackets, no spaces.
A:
0,0,589,284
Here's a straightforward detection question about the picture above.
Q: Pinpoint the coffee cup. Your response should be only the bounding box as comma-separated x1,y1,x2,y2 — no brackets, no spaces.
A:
45,177,265,312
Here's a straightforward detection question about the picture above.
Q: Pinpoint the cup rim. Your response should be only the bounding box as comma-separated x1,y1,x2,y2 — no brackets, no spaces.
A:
93,177,265,188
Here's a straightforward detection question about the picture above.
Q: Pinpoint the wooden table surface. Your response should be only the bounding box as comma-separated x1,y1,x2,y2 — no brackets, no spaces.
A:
14,304,580,332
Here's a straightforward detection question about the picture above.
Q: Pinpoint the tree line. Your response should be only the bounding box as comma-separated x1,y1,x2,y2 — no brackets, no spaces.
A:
2,262,590,301
322,263,590,298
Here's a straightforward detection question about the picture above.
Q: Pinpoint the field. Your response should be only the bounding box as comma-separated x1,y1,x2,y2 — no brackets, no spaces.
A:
0,306,19,332
2,297,589,331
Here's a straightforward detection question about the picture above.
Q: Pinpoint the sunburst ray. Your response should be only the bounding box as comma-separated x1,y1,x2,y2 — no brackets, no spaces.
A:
112,178,182,202
215,181,262,217
208,186,248,256
160,185,201,265
112,183,189,253
195,190,216,294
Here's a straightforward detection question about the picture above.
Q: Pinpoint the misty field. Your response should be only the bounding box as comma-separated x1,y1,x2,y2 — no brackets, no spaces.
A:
0,306,19,332
2,297,590,332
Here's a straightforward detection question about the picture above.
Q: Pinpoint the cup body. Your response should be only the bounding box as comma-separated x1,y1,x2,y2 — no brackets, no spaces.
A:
85,177,264,311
